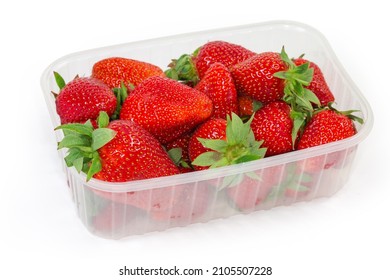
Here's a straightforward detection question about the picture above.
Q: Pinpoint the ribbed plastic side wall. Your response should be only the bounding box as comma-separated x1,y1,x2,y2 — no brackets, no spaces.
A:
63,143,357,239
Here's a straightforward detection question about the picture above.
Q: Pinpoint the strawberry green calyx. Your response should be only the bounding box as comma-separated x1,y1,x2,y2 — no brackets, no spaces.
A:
52,72,80,98
274,47,321,144
192,113,267,168
326,102,364,124
165,50,199,86
54,71,66,90
52,71,66,98
167,147,191,169
55,111,117,181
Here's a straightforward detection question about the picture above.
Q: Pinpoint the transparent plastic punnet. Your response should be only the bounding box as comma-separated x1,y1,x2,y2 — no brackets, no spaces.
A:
41,21,373,239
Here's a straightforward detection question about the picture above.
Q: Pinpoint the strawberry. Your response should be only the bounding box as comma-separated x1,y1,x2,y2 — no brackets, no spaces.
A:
56,112,180,182
230,51,287,103
293,58,335,106
56,112,185,213
296,106,362,172
194,41,256,80
189,113,267,171
91,57,164,89
251,101,293,156
165,40,255,85
53,72,117,124
120,76,213,144
195,63,238,118
95,122,180,182
297,108,358,150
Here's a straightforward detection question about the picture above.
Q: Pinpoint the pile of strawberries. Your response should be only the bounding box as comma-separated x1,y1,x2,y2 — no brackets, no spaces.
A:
53,41,362,224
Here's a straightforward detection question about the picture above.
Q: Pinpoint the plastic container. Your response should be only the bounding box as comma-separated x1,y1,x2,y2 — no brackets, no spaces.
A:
41,21,373,239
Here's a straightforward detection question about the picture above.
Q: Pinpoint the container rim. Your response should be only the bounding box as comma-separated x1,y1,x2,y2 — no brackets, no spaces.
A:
41,20,374,193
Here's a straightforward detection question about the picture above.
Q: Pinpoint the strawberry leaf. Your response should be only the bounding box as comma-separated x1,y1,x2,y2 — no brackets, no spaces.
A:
167,147,183,165
328,103,364,125
97,111,110,128
279,46,295,68
197,138,228,153
55,123,93,137
73,157,84,173
87,152,102,181
210,157,229,169
64,148,86,167
291,112,306,144
233,154,261,164
53,71,66,90
57,134,91,150
303,88,320,106
84,120,94,129
192,151,222,167
91,128,116,151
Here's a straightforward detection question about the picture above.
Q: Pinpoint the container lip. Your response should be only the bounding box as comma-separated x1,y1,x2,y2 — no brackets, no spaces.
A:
41,20,374,193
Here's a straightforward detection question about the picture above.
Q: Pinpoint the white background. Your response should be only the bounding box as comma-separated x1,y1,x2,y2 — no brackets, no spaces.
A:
1,0,388,279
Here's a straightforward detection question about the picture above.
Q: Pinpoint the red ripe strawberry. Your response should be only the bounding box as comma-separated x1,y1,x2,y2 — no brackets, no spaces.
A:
165,40,255,85
195,63,238,118
297,109,357,150
55,112,180,182
54,73,116,124
296,107,361,172
251,101,293,156
56,112,183,213
91,57,164,88
95,120,180,182
120,76,213,144
293,58,335,106
193,41,256,80
230,52,287,103
188,118,227,171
